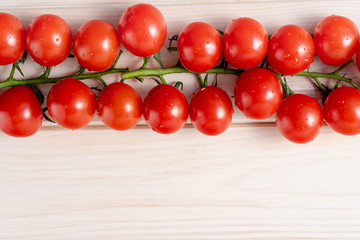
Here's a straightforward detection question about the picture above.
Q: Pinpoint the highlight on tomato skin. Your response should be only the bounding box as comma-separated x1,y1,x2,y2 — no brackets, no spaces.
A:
223,17,268,70
234,68,283,119
0,13,26,65
96,82,142,131
276,94,323,144
26,14,72,67
118,3,167,57
47,78,96,130
0,86,43,137
177,22,222,73
314,15,359,67
190,86,233,136
143,84,189,134
267,24,315,75
323,87,360,136
74,20,121,71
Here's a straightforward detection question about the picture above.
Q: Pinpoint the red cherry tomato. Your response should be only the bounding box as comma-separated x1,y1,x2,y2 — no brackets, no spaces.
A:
143,84,188,134
74,20,120,71
0,86,42,137
314,15,359,66
323,87,360,135
47,78,96,130
223,17,268,69
177,22,222,73
276,94,323,144
235,68,282,119
190,86,233,135
267,24,315,75
118,3,167,57
26,14,72,67
0,13,25,65
96,82,142,131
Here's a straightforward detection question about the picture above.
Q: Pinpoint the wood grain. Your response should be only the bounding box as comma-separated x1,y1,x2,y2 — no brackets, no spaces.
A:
1,1,360,240
1,124,360,239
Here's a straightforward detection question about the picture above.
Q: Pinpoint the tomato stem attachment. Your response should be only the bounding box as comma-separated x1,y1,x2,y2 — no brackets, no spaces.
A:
111,50,123,69
7,63,17,82
141,57,150,69
276,73,294,97
158,75,167,84
196,73,204,87
41,67,52,78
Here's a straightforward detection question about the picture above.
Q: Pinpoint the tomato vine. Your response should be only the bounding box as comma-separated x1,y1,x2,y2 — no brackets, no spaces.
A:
0,4,360,143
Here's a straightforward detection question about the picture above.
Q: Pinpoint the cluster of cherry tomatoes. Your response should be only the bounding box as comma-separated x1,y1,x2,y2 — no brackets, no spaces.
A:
0,3,360,144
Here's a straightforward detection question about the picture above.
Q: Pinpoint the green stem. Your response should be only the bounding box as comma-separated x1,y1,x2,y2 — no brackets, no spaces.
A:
158,75,167,84
0,65,242,89
296,70,360,89
141,57,150,69
0,67,128,88
9,63,16,79
121,67,243,80
311,76,327,94
196,73,204,87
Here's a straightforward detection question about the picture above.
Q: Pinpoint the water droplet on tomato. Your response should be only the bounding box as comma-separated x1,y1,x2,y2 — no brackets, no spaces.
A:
283,53,291,59
292,58,299,65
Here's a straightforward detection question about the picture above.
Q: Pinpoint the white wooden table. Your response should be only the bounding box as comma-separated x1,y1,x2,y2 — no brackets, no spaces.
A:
1,1,360,239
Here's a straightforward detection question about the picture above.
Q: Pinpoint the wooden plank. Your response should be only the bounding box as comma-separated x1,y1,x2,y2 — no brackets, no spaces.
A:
1,125,360,239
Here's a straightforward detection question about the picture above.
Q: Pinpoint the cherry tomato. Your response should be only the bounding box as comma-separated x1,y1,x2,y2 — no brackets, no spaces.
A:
267,24,315,75
190,86,233,135
177,22,222,73
26,14,72,67
96,82,142,131
118,3,167,57
276,94,323,144
0,13,25,65
235,68,282,119
0,86,42,137
323,87,360,135
314,15,359,66
47,78,96,130
143,84,188,134
74,20,120,71
223,17,268,69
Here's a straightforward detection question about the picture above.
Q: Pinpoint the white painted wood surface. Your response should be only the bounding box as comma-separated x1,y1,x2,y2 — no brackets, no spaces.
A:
1,1,360,239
